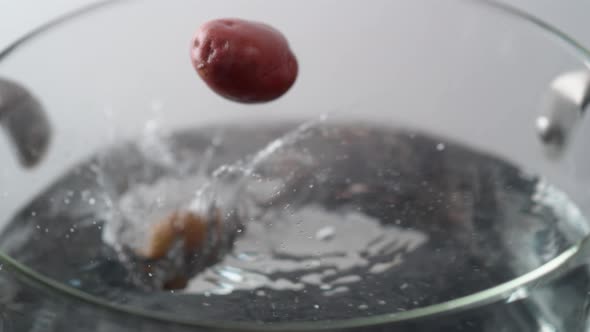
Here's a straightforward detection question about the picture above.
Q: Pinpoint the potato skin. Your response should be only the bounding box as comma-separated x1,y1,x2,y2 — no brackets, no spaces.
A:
139,212,208,261
190,18,298,103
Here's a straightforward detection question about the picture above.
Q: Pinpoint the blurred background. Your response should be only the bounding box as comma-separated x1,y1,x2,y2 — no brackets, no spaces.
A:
2,0,590,50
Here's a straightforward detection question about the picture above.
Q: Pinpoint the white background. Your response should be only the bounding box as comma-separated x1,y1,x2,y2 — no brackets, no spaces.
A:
1,1,590,51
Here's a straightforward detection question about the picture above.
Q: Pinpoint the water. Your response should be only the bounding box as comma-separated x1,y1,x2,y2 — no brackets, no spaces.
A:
0,120,589,325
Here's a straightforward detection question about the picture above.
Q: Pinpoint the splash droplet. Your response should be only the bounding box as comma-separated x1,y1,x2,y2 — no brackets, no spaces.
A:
315,226,335,241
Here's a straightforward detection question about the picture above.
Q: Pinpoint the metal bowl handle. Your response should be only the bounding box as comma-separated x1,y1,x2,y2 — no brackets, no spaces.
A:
0,78,51,168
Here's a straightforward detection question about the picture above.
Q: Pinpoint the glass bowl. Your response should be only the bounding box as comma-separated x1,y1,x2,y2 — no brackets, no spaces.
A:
1,1,590,331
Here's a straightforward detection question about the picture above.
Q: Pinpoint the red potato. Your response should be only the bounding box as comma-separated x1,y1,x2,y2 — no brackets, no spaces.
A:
190,18,298,103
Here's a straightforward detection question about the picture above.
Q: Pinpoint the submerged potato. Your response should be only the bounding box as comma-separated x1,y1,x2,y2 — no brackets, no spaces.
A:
140,211,208,260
